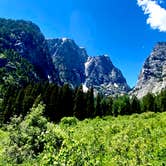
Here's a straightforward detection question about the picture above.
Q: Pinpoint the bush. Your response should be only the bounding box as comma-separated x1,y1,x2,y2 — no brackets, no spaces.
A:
60,117,78,127
5,103,47,164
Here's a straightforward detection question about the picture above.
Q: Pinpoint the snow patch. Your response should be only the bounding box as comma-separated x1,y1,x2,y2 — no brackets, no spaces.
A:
84,57,92,76
82,83,88,93
62,37,68,42
114,83,119,88
48,75,52,83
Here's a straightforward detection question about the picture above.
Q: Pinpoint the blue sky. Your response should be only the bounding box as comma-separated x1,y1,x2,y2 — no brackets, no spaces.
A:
0,0,166,87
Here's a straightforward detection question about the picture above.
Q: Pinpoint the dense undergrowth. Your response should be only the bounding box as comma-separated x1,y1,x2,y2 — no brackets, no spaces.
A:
0,104,166,165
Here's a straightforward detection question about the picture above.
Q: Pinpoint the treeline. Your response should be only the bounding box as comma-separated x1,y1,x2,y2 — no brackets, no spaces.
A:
1,82,166,123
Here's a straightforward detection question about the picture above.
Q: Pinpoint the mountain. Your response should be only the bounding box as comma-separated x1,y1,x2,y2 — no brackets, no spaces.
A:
47,38,130,95
0,18,59,83
132,42,166,98
46,38,88,87
84,55,130,95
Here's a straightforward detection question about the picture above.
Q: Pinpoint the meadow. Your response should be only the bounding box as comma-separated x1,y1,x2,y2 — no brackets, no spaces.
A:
0,106,165,165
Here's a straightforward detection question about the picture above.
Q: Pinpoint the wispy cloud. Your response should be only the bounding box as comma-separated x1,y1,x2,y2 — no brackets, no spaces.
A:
137,0,166,32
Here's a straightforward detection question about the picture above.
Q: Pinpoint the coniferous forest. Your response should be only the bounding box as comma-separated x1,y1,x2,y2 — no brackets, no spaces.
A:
1,82,166,124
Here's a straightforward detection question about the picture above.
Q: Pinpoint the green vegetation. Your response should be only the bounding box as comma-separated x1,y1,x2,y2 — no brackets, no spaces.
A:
1,81,166,123
0,104,166,165
0,80,165,165
0,50,39,99
0,53,6,59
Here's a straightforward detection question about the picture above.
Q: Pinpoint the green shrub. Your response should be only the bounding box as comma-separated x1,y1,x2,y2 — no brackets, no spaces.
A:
5,103,47,164
60,117,78,127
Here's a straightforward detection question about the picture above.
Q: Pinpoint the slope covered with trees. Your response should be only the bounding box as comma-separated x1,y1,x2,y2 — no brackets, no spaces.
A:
0,18,59,83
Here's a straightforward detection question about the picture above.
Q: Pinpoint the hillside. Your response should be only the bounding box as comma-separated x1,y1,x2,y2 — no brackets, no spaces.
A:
0,18,59,84
1,110,166,165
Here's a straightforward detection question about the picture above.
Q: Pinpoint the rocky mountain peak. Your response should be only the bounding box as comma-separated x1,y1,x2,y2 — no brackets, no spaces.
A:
46,38,88,87
132,42,166,98
84,55,130,95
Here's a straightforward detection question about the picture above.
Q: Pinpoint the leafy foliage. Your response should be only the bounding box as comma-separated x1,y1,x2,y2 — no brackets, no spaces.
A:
1,111,166,165
0,50,39,98
5,103,47,164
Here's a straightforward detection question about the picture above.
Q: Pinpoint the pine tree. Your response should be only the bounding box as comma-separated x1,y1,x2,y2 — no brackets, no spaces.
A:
95,94,102,117
73,85,86,120
130,96,141,114
85,87,94,118
46,84,59,121
141,93,155,112
60,84,73,117
159,90,166,112
14,88,25,116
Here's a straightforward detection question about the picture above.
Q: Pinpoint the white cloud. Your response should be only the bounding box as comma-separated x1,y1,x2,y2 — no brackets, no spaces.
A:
137,0,166,32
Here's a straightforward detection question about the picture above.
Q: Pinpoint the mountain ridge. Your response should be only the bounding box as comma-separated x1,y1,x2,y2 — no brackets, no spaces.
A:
46,38,130,95
1,18,166,97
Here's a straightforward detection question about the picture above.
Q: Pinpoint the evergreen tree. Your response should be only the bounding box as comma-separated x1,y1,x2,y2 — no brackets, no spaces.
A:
46,84,59,121
141,93,155,112
130,96,141,114
112,98,119,117
22,84,35,116
73,85,86,120
159,90,166,112
60,84,73,117
85,88,94,118
95,94,103,117
14,88,25,116
1,85,17,122
105,97,113,116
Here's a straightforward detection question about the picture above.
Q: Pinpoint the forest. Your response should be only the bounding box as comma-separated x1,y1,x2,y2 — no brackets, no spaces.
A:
1,81,166,124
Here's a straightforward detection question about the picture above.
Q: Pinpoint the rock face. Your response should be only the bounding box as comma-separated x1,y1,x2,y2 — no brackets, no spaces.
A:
132,42,166,98
84,55,130,95
47,38,130,95
46,38,88,87
0,18,58,82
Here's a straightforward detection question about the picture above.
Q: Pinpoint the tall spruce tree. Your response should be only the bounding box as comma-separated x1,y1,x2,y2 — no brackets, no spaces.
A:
95,94,103,117
159,90,166,112
85,88,94,118
60,84,73,117
73,85,86,120
130,96,141,114
141,93,155,112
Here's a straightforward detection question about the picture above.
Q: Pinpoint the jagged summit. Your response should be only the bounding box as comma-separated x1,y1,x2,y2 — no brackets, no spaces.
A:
132,42,166,98
84,55,130,95
46,38,88,87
